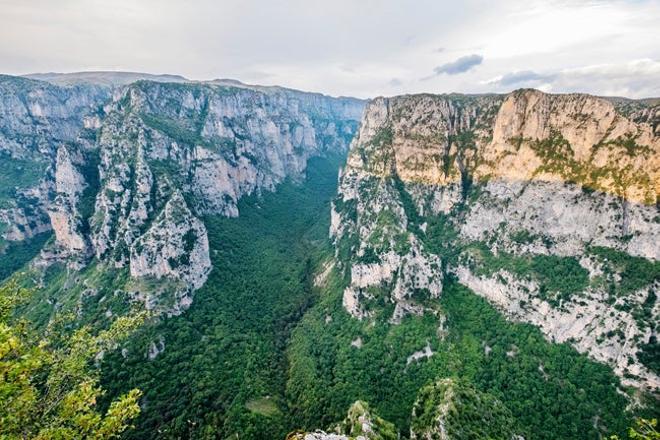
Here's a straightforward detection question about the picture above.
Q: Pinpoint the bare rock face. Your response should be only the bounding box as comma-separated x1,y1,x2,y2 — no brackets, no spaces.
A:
81,81,363,311
0,75,108,159
129,192,211,292
461,180,659,260
482,90,659,204
47,145,89,257
332,90,659,392
0,75,108,246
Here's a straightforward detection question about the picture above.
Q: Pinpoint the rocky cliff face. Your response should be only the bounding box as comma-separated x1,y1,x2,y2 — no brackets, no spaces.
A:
0,75,108,245
0,74,364,313
331,90,659,392
86,81,362,311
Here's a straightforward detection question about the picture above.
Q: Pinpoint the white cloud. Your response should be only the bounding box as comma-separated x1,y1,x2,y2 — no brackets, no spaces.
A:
483,59,660,98
552,59,660,97
484,70,553,87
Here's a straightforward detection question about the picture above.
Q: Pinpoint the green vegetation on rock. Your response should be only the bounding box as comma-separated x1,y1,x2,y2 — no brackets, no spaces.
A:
411,378,518,439
0,152,46,208
335,401,397,440
0,232,51,282
589,246,660,295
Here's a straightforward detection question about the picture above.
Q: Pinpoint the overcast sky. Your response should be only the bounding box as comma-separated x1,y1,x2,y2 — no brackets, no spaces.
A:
1,0,659,98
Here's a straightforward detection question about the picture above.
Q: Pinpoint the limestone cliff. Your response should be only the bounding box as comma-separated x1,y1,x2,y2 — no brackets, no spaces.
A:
331,90,659,392
85,80,362,310
0,75,108,245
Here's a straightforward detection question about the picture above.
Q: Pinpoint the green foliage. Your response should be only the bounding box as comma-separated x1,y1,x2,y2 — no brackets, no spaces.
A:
447,130,478,197
358,125,395,174
530,129,581,178
0,152,46,208
141,113,208,147
11,261,135,333
0,282,143,439
77,151,101,234
588,246,659,371
333,197,358,224
287,279,632,439
510,229,538,244
466,243,589,303
525,130,655,203
423,213,460,263
245,397,282,418
0,232,51,282
370,126,394,148
610,418,660,440
637,335,659,376
589,246,660,295
365,208,410,256
440,282,631,439
391,175,421,227
411,378,518,439
530,254,590,301
334,401,397,440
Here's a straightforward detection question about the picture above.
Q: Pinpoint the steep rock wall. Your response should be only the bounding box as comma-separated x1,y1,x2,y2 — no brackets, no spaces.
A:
331,90,659,392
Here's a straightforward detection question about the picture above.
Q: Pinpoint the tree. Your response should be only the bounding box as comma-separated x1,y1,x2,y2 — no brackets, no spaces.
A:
0,281,144,439
610,419,660,440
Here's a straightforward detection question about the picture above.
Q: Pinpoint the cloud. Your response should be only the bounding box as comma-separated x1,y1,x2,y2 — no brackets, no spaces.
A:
388,78,403,87
432,54,483,75
485,70,554,86
483,59,660,98
550,59,660,97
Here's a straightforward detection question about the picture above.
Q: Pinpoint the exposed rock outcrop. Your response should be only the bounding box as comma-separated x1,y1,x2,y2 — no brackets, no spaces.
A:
85,80,362,310
47,144,89,258
129,192,211,311
0,75,108,246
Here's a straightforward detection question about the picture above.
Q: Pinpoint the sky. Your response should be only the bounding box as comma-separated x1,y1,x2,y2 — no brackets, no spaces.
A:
1,0,659,99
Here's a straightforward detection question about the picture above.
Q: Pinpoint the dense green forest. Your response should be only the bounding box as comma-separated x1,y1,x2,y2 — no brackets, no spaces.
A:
287,271,646,439
0,231,51,282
